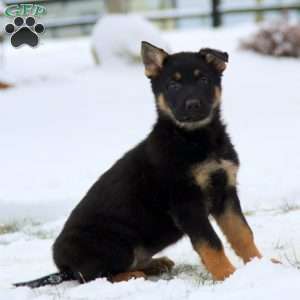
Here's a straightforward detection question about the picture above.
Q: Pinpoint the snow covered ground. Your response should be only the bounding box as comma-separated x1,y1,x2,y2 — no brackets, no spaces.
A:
1,24,300,299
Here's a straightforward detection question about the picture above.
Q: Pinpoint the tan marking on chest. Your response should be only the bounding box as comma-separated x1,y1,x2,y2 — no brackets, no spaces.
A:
191,159,238,189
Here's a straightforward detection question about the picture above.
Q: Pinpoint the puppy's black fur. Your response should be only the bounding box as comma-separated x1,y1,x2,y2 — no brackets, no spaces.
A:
14,42,261,288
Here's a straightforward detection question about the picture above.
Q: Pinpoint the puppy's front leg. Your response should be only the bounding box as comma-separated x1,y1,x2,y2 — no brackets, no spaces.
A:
213,187,262,263
171,199,235,281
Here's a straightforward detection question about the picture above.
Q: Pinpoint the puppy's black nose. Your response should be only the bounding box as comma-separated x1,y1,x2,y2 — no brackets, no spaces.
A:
185,99,201,111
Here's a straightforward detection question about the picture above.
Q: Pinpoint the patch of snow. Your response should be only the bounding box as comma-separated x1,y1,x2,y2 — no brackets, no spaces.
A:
1,212,300,300
91,14,170,65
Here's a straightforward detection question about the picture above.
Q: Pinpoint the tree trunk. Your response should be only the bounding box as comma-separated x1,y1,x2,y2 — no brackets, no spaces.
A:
159,0,177,29
255,0,264,23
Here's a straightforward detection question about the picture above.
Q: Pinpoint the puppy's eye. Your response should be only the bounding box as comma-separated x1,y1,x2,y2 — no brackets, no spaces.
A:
198,76,209,84
167,80,181,91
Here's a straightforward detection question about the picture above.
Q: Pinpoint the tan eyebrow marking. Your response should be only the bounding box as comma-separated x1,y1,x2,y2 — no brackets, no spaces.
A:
173,72,182,81
194,69,201,77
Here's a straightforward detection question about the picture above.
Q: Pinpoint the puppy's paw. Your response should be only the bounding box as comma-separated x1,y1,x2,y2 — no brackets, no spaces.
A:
211,264,236,281
111,271,146,283
141,256,175,276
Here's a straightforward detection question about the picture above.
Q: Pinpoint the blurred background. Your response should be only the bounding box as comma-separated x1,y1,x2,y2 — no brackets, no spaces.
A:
1,0,300,37
0,0,299,78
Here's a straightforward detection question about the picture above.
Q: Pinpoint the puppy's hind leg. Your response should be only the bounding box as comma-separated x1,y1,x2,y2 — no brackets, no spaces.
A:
110,256,175,282
110,271,146,283
53,233,136,283
138,257,175,276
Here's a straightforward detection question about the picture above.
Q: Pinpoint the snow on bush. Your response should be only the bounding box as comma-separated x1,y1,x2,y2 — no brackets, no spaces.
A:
91,14,170,65
240,22,300,58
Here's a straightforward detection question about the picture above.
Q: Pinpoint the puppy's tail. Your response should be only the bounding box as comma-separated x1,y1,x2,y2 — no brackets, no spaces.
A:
13,271,76,289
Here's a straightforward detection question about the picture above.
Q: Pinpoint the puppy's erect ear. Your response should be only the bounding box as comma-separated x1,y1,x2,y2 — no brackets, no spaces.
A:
199,48,229,73
141,41,169,78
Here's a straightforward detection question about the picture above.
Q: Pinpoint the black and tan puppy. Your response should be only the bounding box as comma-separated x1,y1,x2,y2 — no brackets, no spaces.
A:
15,42,262,288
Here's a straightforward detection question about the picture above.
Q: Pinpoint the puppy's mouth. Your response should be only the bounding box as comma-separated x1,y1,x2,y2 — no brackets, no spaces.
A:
156,95,214,130
177,112,210,123
172,107,214,130
175,105,213,123
174,98,213,124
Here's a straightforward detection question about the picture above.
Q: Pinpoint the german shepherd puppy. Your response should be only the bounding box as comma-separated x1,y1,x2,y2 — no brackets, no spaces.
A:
14,42,262,288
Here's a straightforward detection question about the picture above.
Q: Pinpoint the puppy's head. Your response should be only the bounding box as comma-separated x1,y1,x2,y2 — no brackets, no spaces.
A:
141,41,228,130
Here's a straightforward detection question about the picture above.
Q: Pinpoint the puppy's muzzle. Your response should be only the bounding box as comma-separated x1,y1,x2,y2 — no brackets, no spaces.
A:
185,99,201,112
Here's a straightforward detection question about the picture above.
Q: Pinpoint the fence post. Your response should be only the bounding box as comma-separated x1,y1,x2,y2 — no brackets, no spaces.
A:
211,0,222,27
255,0,264,22
158,0,176,30
170,0,178,28
105,0,128,13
